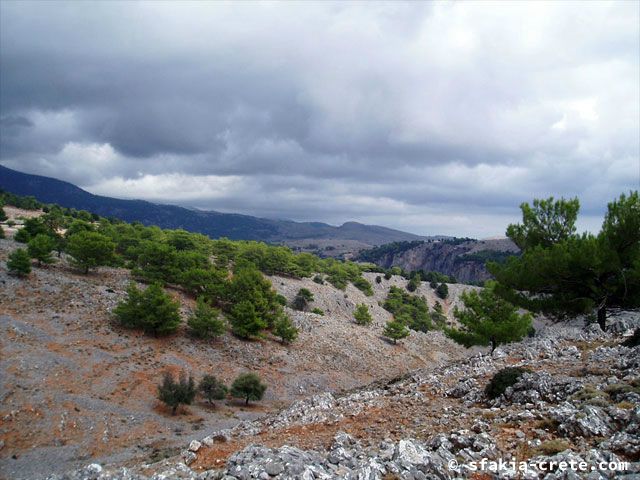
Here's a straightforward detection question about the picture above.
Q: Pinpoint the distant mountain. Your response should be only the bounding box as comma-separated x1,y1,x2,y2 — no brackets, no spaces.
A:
0,165,427,246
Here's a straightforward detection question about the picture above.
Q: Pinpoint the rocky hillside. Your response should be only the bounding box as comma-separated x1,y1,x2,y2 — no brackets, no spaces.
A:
358,239,519,284
43,311,639,479
0,233,474,480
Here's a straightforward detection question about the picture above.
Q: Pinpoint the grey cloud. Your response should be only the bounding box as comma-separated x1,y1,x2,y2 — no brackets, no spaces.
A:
0,1,638,236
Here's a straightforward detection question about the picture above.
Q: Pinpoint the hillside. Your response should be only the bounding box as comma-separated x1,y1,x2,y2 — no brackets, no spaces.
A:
357,238,520,284
0,165,427,248
0,228,476,480
43,311,640,479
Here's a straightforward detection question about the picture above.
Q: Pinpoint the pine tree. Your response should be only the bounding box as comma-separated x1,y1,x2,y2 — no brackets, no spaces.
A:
66,231,115,273
354,303,373,325
445,285,531,353
187,297,225,339
198,375,228,405
158,372,196,415
273,313,298,344
114,283,181,336
490,192,640,331
0,204,7,222
229,300,267,339
230,373,267,405
384,319,410,344
27,234,56,266
406,274,420,292
7,248,32,277
436,283,449,299
292,288,314,311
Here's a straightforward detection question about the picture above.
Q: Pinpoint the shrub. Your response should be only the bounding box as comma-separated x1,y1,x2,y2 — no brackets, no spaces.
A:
535,439,571,456
66,231,115,273
292,288,314,311
187,297,225,339
114,283,181,336
158,372,196,415
406,275,419,292
432,301,447,327
384,271,392,280
27,234,56,266
604,383,638,401
383,286,432,333
436,283,449,299
354,304,373,325
485,367,530,399
313,275,325,285
571,386,608,402
311,307,324,316
273,313,298,344
383,320,410,344
375,275,382,284
230,373,267,405
352,276,373,296
7,248,31,277
275,294,288,306
198,375,228,405
0,226,5,239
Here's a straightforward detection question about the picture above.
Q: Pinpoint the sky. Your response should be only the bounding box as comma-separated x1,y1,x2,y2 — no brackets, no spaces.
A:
1,1,638,237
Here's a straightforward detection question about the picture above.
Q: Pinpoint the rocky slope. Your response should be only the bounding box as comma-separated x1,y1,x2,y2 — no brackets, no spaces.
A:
358,239,519,284
43,311,640,479
0,236,473,480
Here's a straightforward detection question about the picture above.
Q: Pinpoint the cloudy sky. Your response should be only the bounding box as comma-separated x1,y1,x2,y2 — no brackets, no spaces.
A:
1,1,638,237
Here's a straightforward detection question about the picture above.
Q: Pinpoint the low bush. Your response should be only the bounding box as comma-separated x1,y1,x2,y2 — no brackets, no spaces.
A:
485,367,530,399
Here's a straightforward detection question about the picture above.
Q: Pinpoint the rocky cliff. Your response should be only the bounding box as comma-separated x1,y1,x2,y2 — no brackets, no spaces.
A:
358,239,519,284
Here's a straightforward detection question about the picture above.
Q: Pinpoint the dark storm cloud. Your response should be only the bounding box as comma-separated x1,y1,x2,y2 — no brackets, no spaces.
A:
0,1,638,236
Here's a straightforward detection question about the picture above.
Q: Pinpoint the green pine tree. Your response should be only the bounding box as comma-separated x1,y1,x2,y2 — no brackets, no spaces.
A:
273,313,298,344
187,297,225,339
7,248,32,277
354,303,373,325
114,283,181,336
27,234,56,266
66,231,115,273
384,319,410,344
292,287,314,311
445,284,532,353
229,300,267,339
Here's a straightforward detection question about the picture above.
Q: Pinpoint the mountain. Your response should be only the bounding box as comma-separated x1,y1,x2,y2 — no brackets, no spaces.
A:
357,238,519,283
0,165,426,246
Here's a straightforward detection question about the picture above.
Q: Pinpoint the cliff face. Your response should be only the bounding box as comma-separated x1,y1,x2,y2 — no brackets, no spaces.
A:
366,239,519,284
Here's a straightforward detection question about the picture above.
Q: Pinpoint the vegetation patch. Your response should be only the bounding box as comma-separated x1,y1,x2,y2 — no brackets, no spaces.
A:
485,367,530,399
